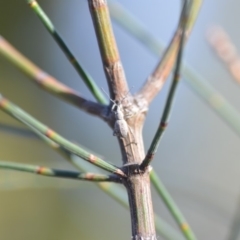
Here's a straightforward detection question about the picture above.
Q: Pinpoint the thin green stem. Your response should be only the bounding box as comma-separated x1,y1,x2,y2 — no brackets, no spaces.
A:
27,0,106,104
140,0,188,171
141,3,197,239
150,169,197,240
0,161,121,182
0,95,126,178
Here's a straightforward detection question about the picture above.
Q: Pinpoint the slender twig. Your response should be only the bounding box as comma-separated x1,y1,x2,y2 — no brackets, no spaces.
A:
136,0,201,104
109,0,201,105
27,0,106,104
0,95,126,178
141,3,197,239
88,0,128,101
0,36,108,120
150,169,197,240
140,0,188,171
0,161,121,183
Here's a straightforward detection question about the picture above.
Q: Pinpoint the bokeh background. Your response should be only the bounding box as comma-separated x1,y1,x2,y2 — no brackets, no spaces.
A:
1,0,240,239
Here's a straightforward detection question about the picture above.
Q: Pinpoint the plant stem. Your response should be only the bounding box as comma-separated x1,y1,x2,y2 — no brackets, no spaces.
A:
0,36,107,119
135,0,202,104
88,0,128,100
0,161,121,182
140,0,188,171
70,156,184,240
88,1,157,238
0,121,184,240
27,0,106,104
150,169,197,240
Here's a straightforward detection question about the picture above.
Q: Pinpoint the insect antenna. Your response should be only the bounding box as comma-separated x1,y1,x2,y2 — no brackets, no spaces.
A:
101,87,115,104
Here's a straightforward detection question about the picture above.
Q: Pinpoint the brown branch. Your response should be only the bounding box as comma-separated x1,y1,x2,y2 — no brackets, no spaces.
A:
88,0,129,101
87,1,156,238
136,0,202,105
0,36,108,121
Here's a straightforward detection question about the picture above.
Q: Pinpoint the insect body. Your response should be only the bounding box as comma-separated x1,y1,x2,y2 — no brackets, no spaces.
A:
112,102,129,139
102,88,136,143
112,100,137,145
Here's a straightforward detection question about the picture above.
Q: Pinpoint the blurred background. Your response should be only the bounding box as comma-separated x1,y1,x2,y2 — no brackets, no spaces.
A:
0,0,240,239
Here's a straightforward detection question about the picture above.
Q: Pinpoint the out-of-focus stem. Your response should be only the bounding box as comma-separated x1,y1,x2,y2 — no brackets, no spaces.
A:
140,0,188,171
0,36,107,119
0,161,121,182
150,169,197,240
136,0,202,104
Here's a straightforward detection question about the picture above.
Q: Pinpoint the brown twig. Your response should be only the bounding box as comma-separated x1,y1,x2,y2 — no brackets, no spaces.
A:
88,0,129,101
0,36,108,121
136,0,202,105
